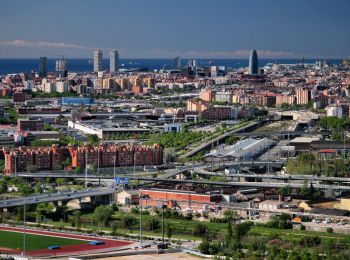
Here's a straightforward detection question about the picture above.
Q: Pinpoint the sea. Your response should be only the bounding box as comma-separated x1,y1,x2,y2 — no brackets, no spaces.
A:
0,58,342,75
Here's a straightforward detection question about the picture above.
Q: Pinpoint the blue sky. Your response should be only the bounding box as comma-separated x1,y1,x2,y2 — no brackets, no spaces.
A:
0,0,349,58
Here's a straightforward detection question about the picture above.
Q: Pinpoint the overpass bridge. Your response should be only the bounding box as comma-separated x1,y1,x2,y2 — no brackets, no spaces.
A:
233,131,330,138
0,188,114,209
130,176,350,191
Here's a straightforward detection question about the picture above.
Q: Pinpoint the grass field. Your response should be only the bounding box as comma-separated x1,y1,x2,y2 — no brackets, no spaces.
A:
0,230,86,251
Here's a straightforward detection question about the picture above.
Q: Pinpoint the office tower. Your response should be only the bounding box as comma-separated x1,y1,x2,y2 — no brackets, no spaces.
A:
93,49,103,72
39,57,47,77
173,56,181,69
248,50,258,75
55,59,67,77
109,49,119,73
188,59,197,68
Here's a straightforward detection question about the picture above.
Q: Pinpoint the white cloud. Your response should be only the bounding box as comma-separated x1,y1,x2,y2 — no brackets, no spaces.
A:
0,39,296,58
0,40,94,50
136,49,296,58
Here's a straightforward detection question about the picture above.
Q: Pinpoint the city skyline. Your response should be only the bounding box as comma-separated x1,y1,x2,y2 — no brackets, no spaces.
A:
0,0,350,59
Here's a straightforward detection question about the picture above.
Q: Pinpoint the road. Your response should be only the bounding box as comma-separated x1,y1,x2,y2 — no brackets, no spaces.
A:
0,188,114,208
131,176,350,191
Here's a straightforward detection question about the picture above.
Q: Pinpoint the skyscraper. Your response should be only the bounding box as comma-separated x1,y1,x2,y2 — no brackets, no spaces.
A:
109,49,119,73
173,56,181,69
55,58,67,77
93,49,103,72
39,57,47,77
248,50,258,75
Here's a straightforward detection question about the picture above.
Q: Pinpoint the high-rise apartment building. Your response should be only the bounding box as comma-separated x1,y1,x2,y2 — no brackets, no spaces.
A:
109,49,119,73
295,87,311,105
93,49,103,72
39,57,47,77
55,59,67,77
248,50,258,75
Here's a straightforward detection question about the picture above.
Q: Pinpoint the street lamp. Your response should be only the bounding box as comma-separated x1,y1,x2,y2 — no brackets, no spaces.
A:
85,149,88,189
139,194,149,245
113,150,116,190
159,204,168,245
23,198,26,257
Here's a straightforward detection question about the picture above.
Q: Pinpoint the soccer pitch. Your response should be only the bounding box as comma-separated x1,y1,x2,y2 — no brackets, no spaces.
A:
0,230,86,251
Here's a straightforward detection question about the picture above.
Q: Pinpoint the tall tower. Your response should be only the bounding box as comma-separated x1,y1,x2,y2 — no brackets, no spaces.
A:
39,57,47,77
55,58,67,77
248,50,258,75
109,49,119,73
93,49,103,72
173,56,181,69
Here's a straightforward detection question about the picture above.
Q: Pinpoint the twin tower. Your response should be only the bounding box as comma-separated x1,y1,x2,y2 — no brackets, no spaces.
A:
93,49,119,73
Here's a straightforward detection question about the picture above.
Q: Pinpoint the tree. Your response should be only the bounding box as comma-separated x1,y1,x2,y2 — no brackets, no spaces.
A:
44,124,54,131
110,221,118,235
163,148,176,164
18,183,34,195
232,221,253,240
93,205,112,230
0,179,8,193
166,223,173,240
198,240,210,254
300,179,309,197
75,166,83,175
73,210,81,229
56,178,66,187
63,157,71,168
121,215,136,230
34,182,43,193
278,185,291,196
223,209,239,221
87,134,100,145
145,217,160,231
192,223,208,238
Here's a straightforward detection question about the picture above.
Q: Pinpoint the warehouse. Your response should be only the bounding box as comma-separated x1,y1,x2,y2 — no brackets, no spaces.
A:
206,137,274,161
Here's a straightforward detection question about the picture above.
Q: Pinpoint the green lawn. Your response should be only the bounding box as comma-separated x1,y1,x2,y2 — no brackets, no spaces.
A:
0,230,86,251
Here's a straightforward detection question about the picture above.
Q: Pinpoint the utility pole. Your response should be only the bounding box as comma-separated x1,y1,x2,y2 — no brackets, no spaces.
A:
85,150,88,189
161,205,165,245
97,146,100,174
23,199,26,257
139,197,143,244
113,150,116,190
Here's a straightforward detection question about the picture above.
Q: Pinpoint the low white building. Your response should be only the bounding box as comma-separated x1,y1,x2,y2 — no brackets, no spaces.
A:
206,138,275,161
164,123,182,133
325,105,343,118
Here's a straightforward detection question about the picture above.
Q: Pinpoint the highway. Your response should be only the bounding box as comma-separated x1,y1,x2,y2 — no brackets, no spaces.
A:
12,167,188,180
131,176,350,191
233,130,330,137
0,188,114,208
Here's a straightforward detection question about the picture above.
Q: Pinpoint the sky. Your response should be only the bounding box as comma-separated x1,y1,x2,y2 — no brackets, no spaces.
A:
0,0,349,59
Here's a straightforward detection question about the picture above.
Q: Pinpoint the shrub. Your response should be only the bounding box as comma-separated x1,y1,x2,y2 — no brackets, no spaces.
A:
326,227,333,233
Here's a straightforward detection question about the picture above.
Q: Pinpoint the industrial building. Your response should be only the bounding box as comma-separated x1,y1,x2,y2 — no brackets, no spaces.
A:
206,138,274,161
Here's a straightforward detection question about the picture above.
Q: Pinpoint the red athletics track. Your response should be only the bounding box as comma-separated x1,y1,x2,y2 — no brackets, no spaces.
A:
0,226,134,257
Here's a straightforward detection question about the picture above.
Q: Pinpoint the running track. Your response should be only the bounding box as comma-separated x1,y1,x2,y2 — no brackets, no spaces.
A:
0,226,134,257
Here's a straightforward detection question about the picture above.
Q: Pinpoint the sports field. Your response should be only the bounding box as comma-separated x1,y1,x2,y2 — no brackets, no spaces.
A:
0,226,134,257
0,230,86,251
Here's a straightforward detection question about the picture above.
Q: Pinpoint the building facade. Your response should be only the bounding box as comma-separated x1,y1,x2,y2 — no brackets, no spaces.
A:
3,145,63,174
93,49,103,72
67,143,163,169
110,49,119,73
248,50,258,75
39,57,47,77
